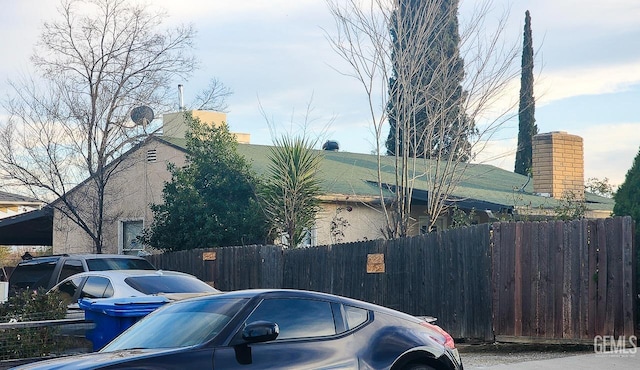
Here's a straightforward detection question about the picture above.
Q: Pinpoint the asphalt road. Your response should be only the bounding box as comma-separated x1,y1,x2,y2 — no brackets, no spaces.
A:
463,351,638,369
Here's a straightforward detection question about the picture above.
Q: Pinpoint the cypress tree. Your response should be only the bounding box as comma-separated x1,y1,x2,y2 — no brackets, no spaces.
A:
515,10,538,175
386,0,474,161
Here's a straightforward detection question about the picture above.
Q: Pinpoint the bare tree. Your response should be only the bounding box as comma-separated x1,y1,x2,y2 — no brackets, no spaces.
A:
0,0,197,253
192,78,233,112
326,0,520,237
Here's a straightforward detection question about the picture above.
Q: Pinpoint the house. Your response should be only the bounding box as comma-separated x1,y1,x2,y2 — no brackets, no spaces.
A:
8,110,615,253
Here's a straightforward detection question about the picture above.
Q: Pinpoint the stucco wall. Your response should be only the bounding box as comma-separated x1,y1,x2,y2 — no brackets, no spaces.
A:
314,202,387,245
52,139,186,254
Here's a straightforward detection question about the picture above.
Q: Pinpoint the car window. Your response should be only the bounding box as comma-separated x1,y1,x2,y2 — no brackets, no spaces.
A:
9,260,58,290
245,298,336,340
344,305,369,330
86,258,155,271
52,276,84,305
124,275,216,294
59,259,84,281
102,298,248,351
80,276,113,299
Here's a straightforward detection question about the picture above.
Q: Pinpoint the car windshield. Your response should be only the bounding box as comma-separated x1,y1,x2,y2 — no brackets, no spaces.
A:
86,258,155,271
101,298,247,351
9,260,58,290
124,275,216,294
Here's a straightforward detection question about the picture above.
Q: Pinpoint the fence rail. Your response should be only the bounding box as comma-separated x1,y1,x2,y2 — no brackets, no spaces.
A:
0,318,92,361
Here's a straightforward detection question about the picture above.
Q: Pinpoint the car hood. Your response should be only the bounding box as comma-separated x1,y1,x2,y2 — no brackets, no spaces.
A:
14,348,179,369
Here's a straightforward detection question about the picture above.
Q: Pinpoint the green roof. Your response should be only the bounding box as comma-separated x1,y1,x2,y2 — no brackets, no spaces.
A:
158,137,614,213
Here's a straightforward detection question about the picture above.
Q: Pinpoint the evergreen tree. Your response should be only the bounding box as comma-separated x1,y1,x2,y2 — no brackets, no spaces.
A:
385,0,474,161
614,147,640,222
613,146,640,319
143,112,270,251
514,10,538,175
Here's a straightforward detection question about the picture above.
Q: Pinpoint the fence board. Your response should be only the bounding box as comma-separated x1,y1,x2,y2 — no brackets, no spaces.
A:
491,222,502,336
530,222,541,337
587,220,598,337
604,218,618,335
621,217,635,336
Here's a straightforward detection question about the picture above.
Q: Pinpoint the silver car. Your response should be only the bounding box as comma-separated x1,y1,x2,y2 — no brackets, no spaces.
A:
48,269,220,315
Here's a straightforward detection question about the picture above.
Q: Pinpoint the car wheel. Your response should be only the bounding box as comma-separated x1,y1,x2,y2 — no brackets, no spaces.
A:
403,363,436,370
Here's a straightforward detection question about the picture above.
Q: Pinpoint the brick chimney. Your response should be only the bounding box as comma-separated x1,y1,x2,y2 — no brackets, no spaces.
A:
532,131,584,199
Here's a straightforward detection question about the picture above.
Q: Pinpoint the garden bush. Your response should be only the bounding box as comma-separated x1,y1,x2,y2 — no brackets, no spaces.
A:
0,288,67,360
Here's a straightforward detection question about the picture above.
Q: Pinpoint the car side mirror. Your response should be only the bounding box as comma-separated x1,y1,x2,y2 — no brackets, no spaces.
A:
242,321,279,343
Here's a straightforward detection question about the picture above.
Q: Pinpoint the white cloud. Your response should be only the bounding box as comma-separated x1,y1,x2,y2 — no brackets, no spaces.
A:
577,122,640,186
537,61,640,105
532,0,640,31
155,0,324,24
472,138,517,171
474,122,640,187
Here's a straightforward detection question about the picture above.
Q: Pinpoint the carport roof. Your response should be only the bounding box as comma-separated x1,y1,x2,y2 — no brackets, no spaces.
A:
0,207,53,246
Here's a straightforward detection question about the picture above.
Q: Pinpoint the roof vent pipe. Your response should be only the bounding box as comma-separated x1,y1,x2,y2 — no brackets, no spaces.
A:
178,84,185,111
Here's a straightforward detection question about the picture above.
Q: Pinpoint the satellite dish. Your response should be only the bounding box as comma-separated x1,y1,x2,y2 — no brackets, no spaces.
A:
130,106,154,126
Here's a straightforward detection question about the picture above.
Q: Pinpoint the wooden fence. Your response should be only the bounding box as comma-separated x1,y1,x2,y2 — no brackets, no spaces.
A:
492,217,636,342
147,225,494,341
146,217,636,343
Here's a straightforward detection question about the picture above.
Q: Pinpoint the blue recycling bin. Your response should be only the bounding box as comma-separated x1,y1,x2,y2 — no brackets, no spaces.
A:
79,296,170,351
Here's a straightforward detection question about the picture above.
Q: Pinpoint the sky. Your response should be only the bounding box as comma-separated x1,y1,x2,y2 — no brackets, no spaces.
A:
1,0,639,188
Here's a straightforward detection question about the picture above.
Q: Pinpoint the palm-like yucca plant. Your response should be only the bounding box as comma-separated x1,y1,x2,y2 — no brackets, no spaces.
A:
261,136,323,247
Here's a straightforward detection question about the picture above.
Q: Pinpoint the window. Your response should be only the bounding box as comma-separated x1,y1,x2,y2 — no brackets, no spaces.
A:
60,259,84,281
103,298,247,351
343,305,368,330
300,227,317,248
80,276,113,299
9,260,58,290
279,227,317,248
54,276,83,305
419,216,447,233
245,298,336,340
121,220,144,255
86,258,155,271
124,275,214,294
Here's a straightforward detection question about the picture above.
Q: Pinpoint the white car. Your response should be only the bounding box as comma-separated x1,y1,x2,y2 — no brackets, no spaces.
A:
48,269,220,313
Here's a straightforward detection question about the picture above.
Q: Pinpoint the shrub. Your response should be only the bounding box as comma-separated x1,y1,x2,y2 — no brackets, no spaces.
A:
0,288,67,360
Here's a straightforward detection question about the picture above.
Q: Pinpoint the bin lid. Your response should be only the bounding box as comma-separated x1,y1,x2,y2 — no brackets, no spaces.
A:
78,296,170,317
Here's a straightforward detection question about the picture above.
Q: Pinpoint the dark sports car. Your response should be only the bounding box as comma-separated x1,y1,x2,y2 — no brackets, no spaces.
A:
14,289,463,369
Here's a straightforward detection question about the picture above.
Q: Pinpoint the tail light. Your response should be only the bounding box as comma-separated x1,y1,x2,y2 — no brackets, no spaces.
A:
419,321,455,349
